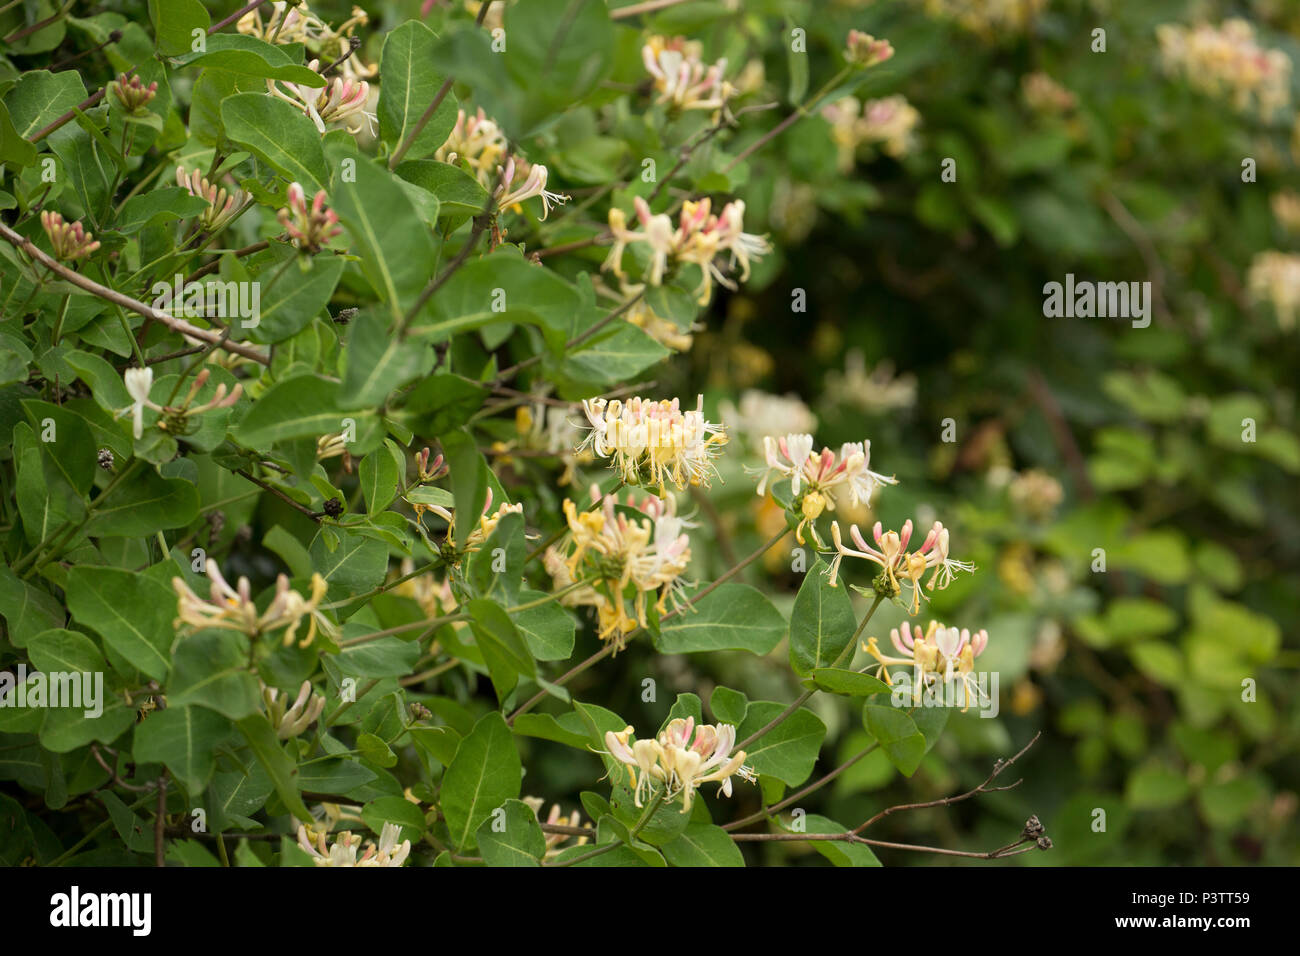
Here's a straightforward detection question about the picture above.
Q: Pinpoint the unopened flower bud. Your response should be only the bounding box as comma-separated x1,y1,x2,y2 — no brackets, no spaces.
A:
845,30,894,68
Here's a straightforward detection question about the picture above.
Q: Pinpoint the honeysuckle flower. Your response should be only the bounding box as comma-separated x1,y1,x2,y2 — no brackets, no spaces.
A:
603,717,755,813
862,620,990,710
917,0,1046,37
296,822,410,867
522,797,592,857
822,95,921,169
752,433,897,545
1007,468,1064,521
238,0,327,45
1021,72,1076,114
413,486,525,554
602,197,770,305
719,390,818,448
277,182,342,253
176,166,247,233
391,557,456,618
107,73,158,114
577,395,727,491
1248,250,1300,329
513,402,588,485
845,30,894,68
264,680,326,739
823,352,917,412
494,157,568,220
1271,192,1300,233
826,518,974,612
436,107,509,188
269,59,375,134
642,35,735,113
122,367,157,439
40,210,100,261
116,367,240,439
545,486,693,649
1157,18,1290,118
415,446,448,482
172,561,337,648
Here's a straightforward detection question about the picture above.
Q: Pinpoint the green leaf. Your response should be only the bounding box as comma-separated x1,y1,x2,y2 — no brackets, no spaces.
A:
736,702,826,786
340,309,433,409
475,798,547,866
173,34,326,89
325,140,438,322
862,705,926,776
167,630,262,720
0,567,65,647
709,686,749,725
221,93,329,193
310,528,389,594
441,427,488,550
65,567,176,680
235,713,312,822
249,252,345,344
653,583,786,655
513,592,577,661
2,70,87,140
788,560,858,676
441,712,521,850
660,822,745,866
27,627,106,674
362,794,427,842
149,0,209,56
466,597,536,702
378,20,459,160
359,441,404,514
1125,764,1190,810
810,668,891,697
84,469,199,537
782,813,880,867
395,159,490,225
134,705,231,794
233,374,367,447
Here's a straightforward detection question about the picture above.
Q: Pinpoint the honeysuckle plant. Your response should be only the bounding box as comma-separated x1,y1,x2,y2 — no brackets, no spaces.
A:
0,0,1291,873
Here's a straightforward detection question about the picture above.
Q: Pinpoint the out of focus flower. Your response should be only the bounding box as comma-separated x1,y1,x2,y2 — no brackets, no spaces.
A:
176,166,246,233
522,797,592,858
1271,191,1300,233
514,403,588,485
822,95,921,169
269,59,374,134
1021,72,1076,113
577,395,727,491
642,35,735,114
603,197,770,305
264,680,325,739
862,620,990,710
278,182,343,253
1157,18,1291,118
240,2,375,81
545,487,693,648
753,433,896,545
108,73,157,114
827,518,974,612
296,822,410,867
172,561,337,648
719,390,818,449
604,718,755,813
391,557,456,618
844,30,894,68
413,486,524,554
917,0,1046,37
436,107,509,188
40,211,100,261
1007,468,1064,520
1247,250,1300,328
824,352,917,413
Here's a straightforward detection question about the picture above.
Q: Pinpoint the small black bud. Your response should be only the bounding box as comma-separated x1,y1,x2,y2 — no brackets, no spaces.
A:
97,448,114,470
323,497,344,517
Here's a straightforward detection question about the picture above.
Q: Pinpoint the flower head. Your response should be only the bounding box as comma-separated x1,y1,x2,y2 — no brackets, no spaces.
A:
494,157,568,220
108,73,158,114
278,182,343,253
296,822,411,866
176,166,247,233
863,620,990,710
172,561,337,648
40,211,100,261
577,395,727,491
269,59,374,134
642,36,735,113
845,30,894,68
603,717,755,813
827,518,974,613
264,680,325,739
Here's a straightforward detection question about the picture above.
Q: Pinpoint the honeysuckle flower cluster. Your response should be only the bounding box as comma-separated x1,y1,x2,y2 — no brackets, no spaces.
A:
107,73,157,114
1271,191,1300,233
916,0,1046,36
172,560,338,649
296,822,411,867
604,197,770,305
641,35,736,114
239,2,376,81
863,620,990,711
176,166,246,233
278,182,343,253
577,395,727,491
391,557,456,619
40,210,100,261
1247,250,1300,329
263,680,326,739
269,59,375,134
594,279,699,352
119,366,241,440
1157,18,1291,118
821,95,921,170
823,352,917,413
316,430,352,471
544,487,693,648
1007,468,1065,521
1021,72,1076,114
436,107,508,188
418,487,524,554
719,390,818,449
513,403,588,486
414,446,448,483
827,519,975,613
753,433,897,545
494,156,568,221
522,797,592,858
604,718,755,813
844,30,894,68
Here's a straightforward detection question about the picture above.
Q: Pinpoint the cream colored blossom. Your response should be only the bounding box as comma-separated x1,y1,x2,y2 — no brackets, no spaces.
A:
917,0,1046,37
1157,18,1290,118
719,390,818,449
577,395,727,491
522,797,592,858
176,166,247,233
1021,72,1076,113
822,95,920,170
603,717,755,813
642,35,735,113
268,59,374,134
823,352,917,413
827,518,974,613
296,822,410,867
1247,250,1300,328
264,680,325,739
862,620,990,710
172,561,337,648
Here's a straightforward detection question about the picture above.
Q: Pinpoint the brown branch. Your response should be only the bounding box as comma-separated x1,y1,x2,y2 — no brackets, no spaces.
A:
234,468,323,521
610,0,695,18
0,222,271,365
1027,370,1094,501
